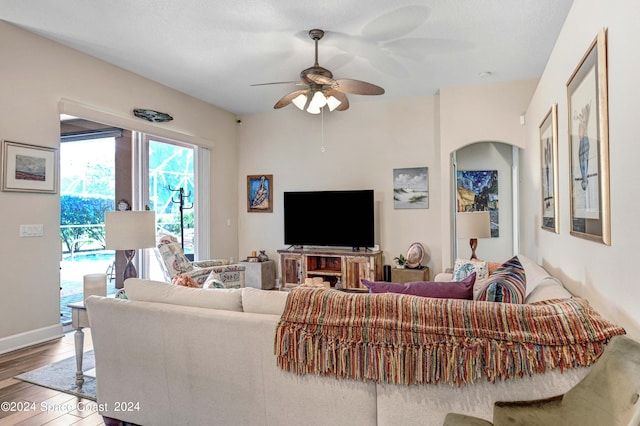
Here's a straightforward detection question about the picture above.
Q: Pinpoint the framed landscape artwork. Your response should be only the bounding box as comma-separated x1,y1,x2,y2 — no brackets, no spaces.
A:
456,170,499,237
540,103,559,233
1,140,58,193
393,167,429,209
566,28,610,245
247,174,273,213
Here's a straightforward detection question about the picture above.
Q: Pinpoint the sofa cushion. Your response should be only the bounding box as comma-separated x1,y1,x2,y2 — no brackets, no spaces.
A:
124,278,243,312
475,256,526,303
525,277,573,303
241,287,289,315
517,255,552,297
361,273,475,299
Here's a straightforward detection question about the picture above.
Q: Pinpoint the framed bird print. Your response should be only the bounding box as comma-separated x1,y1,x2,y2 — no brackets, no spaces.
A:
566,28,610,245
247,174,273,213
540,104,559,233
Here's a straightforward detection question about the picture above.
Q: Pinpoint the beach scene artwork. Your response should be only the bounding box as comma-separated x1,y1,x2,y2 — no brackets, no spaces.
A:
393,167,428,209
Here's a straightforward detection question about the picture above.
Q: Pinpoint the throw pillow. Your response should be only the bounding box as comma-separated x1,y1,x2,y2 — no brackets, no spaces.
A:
125,278,243,312
172,274,199,288
361,273,475,300
475,256,526,303
202,276,226,289
452,258,489,282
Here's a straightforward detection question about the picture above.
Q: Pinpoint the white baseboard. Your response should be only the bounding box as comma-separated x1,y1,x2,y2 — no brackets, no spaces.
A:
0,324,64,355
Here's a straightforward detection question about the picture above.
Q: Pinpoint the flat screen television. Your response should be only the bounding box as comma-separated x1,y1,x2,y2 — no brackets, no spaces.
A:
283,189,375,249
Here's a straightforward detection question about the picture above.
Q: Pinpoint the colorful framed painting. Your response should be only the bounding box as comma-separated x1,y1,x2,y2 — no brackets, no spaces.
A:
540,103,559,233
393,167,429,209
456,170,499,237
1,140,59,193
247,174,273,213
566,28,610,245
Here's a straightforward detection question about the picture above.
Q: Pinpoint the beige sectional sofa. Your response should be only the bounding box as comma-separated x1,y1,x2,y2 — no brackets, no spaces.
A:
86,256,596,425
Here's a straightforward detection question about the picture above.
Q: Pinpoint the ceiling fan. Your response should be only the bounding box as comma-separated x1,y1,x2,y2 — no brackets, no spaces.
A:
253,29,385,113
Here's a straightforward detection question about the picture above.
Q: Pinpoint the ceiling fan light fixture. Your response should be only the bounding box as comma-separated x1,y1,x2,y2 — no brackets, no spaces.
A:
307,105,322,114
292,93,308,110
309,90,328,110
326,95,342,112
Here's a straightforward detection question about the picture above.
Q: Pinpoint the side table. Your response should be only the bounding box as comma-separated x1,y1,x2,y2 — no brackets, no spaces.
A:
239,260,276,290
68,301,90,388
391,266,430,283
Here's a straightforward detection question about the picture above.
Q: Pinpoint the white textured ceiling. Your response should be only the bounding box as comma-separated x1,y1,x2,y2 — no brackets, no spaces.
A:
1,0,572,115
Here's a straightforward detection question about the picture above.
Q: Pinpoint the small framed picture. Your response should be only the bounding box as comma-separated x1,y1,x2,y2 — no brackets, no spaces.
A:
540,104,559,233
393,167,429,209
1,140,59,193
247,174,273,213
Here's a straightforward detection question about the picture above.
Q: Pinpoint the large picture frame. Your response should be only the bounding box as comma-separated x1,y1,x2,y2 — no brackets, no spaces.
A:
540,103,559,233
566,28,610,245
1,140,59,193
247,174,273,213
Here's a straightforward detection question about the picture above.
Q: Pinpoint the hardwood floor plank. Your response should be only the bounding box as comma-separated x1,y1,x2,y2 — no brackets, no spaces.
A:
0,331,103,426
15,393,79,425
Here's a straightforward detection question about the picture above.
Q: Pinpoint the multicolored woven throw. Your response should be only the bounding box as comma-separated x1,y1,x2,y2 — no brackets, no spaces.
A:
275,288,625,386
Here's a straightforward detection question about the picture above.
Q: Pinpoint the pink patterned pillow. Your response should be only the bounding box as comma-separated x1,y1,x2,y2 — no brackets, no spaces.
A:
362,273,476,300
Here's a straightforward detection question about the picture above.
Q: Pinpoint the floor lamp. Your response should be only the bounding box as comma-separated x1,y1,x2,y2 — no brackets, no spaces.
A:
105,210,156,282
457,211,491,260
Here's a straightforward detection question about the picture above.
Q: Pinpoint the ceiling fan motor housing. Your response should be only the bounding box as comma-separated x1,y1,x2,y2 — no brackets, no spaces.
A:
301,66,333,86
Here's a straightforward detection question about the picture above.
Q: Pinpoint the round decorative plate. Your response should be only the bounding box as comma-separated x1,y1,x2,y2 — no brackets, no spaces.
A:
405,242,425,268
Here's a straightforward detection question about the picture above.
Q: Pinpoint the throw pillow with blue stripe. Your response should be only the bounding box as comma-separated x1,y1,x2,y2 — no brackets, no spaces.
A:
476,256,526,303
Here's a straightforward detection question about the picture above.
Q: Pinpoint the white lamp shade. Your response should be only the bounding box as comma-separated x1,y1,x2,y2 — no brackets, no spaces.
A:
309,91,328,109
326,95,342,111
292,93,307,110
457,211,491,239
105,210,156,250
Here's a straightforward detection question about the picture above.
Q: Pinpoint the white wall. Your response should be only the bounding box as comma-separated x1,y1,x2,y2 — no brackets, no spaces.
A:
237,80,538,279
0,21,238,353
237,96,443,275
522,0,640,339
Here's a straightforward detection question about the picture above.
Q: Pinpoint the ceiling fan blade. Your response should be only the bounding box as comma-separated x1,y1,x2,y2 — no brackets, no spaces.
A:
326,89,349,111
274,89,307,109
251,80,304,87
334,79,385,95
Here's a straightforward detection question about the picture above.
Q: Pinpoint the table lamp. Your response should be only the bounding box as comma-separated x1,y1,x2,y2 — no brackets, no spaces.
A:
457,211,491,260
105,210,156,281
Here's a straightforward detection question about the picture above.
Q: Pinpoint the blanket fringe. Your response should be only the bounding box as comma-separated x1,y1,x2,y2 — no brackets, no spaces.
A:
274,288,625,386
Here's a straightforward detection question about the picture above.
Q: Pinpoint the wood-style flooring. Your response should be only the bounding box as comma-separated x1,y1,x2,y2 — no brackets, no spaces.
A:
0,330,104,426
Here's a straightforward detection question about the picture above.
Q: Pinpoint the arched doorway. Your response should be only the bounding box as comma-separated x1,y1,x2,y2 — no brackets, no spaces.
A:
452,141,519,262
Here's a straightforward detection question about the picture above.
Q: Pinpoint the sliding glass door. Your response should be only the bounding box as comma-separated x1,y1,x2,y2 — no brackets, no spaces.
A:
60,116,204,317
140,135,196,281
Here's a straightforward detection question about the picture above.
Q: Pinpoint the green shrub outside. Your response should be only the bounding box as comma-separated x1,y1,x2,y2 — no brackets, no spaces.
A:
60,194,114,254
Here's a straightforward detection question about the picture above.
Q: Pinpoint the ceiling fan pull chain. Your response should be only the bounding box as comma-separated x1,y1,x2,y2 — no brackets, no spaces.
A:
320,108,325,153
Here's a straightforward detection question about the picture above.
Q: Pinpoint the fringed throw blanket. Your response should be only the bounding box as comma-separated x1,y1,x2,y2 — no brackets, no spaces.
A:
275,288,625,386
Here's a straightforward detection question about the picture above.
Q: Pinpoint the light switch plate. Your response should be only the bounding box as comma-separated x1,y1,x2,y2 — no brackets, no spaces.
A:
20,224,44,237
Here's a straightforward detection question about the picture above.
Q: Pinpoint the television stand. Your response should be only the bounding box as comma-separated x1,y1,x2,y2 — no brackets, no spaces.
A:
277,247,382,290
